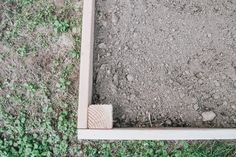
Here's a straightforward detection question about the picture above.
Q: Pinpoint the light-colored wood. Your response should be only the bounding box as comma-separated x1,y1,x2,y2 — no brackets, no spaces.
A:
78,0,95,128
78,128,236,140
88,105,113,129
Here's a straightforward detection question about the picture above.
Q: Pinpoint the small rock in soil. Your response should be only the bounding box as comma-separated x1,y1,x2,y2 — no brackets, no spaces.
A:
112,13,119,25
98,43,107,49
165,119,172,125
222,101,227,106
234,82,236,88
121,114,126,119
72,27,80,34
127,74,134,82
129,94,136,101
213,93,220,99
198,79,203,84
193,104,199,110
113,74,119,86
179,92,185,99
133,43,139,49
202,111,216,121
192,98,198,103
232,105,236,110
106,52,111,56
214,80,220,87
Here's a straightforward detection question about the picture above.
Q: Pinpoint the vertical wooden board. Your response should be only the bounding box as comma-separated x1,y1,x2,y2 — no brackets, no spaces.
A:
78,0,95,128
88,105,113,129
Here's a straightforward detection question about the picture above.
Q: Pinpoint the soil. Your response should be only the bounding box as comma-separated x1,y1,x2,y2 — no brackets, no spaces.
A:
93,0,236,128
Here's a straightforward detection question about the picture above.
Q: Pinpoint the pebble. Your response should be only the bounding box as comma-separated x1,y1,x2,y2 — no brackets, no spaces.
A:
192,98,198,104
152,104,157,109
213,93,220,99
115,41,120,45
129,94,136,101
222,74,227,79
127,74,134,82
117,62,122,69
130,28,135,32
112,13,118,25
165,119,172,125
121,114,126,119
133,32,138,38
72,27,80,34
113,74,119,86
102,21,107,27
107,69,111,75
201,111,216,121
106,52,111,56
232,105,236,110
193,104,199,110
179,93,185,99
133,43,139,49
214,80,220,87
222,101,227,106
98,43,107,49
198,79,203,84
206,33,212,38
234,82,236,88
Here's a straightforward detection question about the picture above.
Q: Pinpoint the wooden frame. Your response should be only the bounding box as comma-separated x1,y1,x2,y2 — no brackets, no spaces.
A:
77,0,236,140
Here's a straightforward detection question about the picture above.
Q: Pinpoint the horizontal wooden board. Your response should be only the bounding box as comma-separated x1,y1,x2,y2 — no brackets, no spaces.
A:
78,128,236,140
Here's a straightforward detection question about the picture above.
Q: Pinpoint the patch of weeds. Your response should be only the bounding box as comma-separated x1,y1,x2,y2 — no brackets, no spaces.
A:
56,65,73,91
54,20,70,33
8,93,25,103
74,35,81,46
0,51,10,61
83,141,236,157
1,0,56,48
0,81,2,89
19,0,34,6
68,49,80,59
24,82,38,93
35,33,49,49
52,58,61,73
16,44,29,56
24,4,56,31
0,109,51,156
57,76,71,91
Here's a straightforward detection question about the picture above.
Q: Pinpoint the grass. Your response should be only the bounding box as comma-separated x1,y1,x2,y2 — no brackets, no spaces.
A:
0,0,236,156
82,141,236,157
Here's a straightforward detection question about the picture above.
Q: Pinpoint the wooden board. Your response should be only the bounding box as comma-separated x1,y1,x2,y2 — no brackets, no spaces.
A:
88,105,113,129
77,0,95,128
78,128,236,140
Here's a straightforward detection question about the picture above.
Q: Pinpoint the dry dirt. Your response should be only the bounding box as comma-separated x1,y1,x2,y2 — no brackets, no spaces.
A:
93,0,236,128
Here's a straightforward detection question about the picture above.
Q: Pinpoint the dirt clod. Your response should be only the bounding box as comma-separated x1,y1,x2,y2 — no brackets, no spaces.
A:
126,74,134,82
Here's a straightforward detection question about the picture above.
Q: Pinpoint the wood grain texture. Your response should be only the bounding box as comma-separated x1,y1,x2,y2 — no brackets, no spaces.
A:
88,105,113,129
77,0,95,128
78,128,236,140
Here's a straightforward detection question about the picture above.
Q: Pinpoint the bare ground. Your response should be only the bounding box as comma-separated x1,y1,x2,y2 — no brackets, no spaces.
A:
93,0,236,128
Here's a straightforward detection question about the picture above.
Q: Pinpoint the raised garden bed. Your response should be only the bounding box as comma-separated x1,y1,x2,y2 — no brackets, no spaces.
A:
77,0,236,140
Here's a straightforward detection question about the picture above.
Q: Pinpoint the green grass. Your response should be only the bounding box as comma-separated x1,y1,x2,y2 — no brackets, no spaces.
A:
82,141,236,157
0,0,236,156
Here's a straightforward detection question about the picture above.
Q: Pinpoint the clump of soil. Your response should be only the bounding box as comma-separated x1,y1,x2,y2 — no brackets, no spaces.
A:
93,0,236,128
